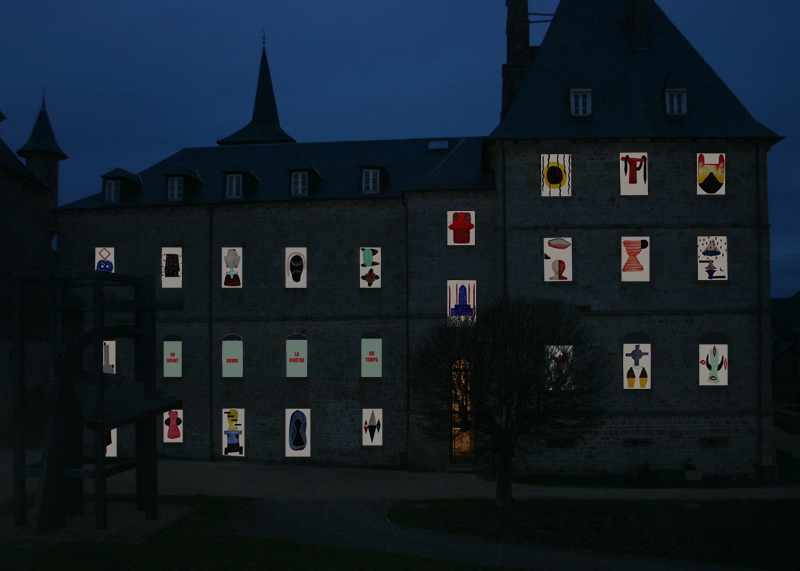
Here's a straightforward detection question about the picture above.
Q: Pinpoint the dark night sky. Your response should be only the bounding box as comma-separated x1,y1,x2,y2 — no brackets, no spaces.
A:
2,1,797,296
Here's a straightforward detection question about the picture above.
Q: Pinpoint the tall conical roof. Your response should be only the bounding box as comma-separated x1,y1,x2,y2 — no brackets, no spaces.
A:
18,95,67,159
218,47,295,145
491,0,780,140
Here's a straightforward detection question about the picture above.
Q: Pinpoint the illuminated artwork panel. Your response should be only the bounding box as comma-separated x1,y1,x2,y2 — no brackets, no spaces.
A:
163,410,184,443
95,247,114,273
620,153,648,195
161,247,182,288
623,343,651,389
163,340,182,377
360,247,381,288
222,338,243,377
699,344,728,386
286,409,311,457
621,237,650,282
447,211,475,246
105,429,117,457
221,248,242,288
286,248,307,288
361,337,382,377
697,153,725,195
363,409,383,446
541,154,572,197
697,236,728,281
447,280,476,324
222,408,245,456
543,237,572,281
286,335,307,378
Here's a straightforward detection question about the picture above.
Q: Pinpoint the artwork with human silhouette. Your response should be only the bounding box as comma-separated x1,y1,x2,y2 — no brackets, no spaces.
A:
222,408,244,456
286,248,307,288
543,237,572,281
620,153,648,195
163,409,183,443
221,247,242,288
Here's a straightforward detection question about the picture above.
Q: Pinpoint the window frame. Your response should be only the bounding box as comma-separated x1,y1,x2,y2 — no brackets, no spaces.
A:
362,168,380,194
666,89,687,116
291,171,309,196
570,89,592,117
167,176,184,202
226,173,243,199
104,179,121,203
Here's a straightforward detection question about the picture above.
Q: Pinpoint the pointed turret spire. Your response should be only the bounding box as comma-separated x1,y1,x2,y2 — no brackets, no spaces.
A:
18,94,67,160
17,94,67,201
218,45,295,146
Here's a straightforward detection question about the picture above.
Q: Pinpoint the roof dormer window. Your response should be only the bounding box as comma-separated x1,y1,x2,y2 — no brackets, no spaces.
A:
226,173,243,199
291,171,308,196
167,176,184,201
666,89,687,115
570,89,592,117
104,180,120,203
362,168,380,194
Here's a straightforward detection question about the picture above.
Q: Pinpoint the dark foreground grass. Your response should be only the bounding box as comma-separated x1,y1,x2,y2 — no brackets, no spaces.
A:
390,498,800,571
0,495,509,571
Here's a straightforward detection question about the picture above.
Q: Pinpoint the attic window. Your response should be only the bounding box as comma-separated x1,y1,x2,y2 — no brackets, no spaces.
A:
291,171,308,196
570,89,592,117
167,177,184,201
362,169,380,194
226,173,243,199
104,180,120,203
666,89,687,115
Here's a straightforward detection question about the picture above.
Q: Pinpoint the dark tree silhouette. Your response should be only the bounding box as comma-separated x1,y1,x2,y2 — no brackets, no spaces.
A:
411,297,612,506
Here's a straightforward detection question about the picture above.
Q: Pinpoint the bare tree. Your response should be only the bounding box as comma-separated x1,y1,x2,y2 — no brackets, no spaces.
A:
411,297,612,506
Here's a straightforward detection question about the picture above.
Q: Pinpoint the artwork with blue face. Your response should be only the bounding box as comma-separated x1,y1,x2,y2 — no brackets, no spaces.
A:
95,247,115,273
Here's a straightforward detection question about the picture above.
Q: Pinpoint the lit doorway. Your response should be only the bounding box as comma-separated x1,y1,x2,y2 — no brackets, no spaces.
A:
451,359,475,463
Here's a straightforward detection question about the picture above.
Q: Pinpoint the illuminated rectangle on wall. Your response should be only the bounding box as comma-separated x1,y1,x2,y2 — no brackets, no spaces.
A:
221,247,242,288
623,343,651,389
95,247,114,273
447,280,476,324
163,409,183,443
286,409,311,457
697,153,725,195
541,154,571,197
363,409,383,446
621,237,650,282
699,344,728,386
222,339,243,377
286,248,307,288
360,247,381,288
163,340,182,377
103,340,116,374
286,336,307,378
543,237,572,281
222,408,245,456
697,236,727,281
447,211,475,246
619,153,648,195
162,247,182,288
106,428,117,457
361,337,382,377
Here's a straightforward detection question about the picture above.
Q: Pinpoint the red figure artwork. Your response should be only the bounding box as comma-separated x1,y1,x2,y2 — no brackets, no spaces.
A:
448,212,475,244
165,410,182,440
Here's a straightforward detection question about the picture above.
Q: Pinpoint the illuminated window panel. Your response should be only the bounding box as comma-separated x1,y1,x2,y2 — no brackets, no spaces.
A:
222,408,244,456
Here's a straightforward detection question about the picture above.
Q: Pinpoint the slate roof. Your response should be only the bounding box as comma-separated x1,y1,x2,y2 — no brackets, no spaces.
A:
217,47,295,146
491,0,781,140
0,135,47,187
17,96,68,159
58,137,492,210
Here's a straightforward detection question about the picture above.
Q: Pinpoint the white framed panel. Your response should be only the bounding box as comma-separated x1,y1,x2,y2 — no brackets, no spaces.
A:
697,236,728,281
95,247,114,273
620,153,648,195
161,247,182,288
363,409,383,446
621,237,650,281
163,409,184,443
697,153,725,195
541,154,572,196
286,248,307,288
222,408,245,456
286,409,311,457
221,248,242,288
360,247,381,288
544,237,572,281
447,211,475,246
447,280,476,323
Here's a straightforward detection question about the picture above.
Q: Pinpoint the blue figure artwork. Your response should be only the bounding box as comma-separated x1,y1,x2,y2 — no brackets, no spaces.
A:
96,259,113,272
450,285,474,317
289,410,307,451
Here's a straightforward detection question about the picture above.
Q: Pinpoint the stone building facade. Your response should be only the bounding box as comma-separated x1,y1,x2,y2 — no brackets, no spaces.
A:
54,0,780,477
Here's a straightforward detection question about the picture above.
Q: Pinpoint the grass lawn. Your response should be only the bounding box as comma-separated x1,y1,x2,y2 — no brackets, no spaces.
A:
389,497,800,570
0,495,509,571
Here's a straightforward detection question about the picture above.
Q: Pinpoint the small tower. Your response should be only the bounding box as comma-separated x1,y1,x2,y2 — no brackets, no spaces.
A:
17,95,67,207
217,44,295,145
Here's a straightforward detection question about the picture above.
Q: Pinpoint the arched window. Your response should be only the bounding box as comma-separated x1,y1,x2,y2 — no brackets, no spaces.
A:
222,334,243,377
451,359,474,463
623,332,651,389
699,332,728,386
287,334,307,377
163,334,182,378
361,333,382,377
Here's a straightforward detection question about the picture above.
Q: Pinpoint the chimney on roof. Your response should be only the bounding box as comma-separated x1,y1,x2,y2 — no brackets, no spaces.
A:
501,0,532,119
630,0,649,48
